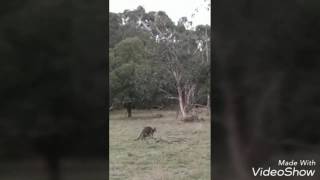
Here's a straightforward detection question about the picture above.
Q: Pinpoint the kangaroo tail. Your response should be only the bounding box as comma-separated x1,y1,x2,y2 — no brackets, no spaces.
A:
134,133,142,141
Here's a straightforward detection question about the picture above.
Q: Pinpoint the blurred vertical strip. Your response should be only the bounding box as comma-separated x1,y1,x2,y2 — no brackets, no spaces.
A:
213,0,320,179
0,0,107,179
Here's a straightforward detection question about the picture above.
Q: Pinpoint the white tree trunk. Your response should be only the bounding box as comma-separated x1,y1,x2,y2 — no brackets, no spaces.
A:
207,94,210,109
177,85,187,118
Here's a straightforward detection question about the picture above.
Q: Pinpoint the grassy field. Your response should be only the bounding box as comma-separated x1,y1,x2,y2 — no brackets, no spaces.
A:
109,109,211,180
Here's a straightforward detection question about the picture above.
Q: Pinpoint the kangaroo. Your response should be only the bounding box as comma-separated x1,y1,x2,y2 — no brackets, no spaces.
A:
135,126,156,141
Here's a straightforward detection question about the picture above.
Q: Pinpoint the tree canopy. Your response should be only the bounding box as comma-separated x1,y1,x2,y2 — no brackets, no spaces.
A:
109,6,211,119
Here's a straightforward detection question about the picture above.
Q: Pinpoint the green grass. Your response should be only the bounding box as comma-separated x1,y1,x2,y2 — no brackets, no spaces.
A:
109,109,211,180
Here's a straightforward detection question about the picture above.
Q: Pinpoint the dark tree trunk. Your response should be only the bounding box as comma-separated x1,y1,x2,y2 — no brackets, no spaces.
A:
124,101,132,117
224,87,250,180
46,155,61,180
127,105,132,117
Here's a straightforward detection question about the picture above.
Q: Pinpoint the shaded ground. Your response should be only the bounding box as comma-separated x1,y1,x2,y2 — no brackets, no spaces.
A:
0,159,105,180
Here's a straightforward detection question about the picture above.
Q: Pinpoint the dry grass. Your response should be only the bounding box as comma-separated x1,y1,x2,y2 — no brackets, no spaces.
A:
109,109,211,180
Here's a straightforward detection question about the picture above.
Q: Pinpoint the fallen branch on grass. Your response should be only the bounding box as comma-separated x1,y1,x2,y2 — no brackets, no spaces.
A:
154,137,188,144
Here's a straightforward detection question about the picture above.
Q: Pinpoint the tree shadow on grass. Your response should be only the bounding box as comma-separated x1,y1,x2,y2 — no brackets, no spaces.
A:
111,113,164,121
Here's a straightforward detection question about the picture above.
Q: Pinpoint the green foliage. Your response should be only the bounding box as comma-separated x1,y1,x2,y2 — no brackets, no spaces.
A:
109,13,123,48
110,37,162,107
109,7,211,109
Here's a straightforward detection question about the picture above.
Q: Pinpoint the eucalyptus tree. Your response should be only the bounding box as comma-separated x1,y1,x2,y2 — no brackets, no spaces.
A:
109,6,211,119
143,11,211,119
109,36,161,116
